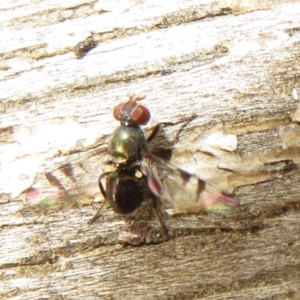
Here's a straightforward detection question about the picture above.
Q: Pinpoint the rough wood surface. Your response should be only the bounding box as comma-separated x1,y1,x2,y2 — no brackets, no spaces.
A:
1,0,300,299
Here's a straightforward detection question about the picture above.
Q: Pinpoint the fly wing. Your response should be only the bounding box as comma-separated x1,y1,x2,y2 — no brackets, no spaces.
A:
23,148,108,209
140,149,238,214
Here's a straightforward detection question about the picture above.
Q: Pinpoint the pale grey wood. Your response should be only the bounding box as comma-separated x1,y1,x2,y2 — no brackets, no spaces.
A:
1,0,300,299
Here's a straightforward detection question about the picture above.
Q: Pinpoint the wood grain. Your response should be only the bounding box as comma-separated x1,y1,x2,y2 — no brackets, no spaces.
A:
1,0,300,299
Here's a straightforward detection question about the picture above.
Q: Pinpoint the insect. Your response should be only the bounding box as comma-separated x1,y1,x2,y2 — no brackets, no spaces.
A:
24,96,238,232
89,96,238,229
88,96,168,229
73,35,97,58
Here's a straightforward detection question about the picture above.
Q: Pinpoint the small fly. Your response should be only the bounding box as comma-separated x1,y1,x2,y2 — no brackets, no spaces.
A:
24,96,238,232
89,96,238,230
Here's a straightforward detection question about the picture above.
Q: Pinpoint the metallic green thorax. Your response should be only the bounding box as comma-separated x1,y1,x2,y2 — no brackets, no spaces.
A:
109,125,148,165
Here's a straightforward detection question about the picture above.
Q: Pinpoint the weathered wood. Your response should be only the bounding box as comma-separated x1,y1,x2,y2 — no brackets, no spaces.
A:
1,0,300,299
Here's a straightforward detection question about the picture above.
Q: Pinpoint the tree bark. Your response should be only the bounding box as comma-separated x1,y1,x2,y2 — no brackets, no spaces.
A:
1,0,300,299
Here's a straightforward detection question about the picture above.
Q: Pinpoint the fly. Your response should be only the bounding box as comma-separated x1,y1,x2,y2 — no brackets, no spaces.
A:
23,96,238,232
89,96,238,230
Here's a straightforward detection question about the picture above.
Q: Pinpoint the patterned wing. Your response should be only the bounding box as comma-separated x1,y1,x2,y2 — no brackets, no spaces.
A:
23,148,108,209
140,149,238,214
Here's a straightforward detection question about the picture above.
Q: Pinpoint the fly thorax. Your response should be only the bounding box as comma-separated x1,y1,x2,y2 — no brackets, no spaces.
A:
108,125,148,164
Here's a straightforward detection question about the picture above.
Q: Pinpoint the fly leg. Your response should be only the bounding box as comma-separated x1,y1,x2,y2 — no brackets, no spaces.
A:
147,115,197,143
147,122,174,143
88,171,111,225
151,195,168,235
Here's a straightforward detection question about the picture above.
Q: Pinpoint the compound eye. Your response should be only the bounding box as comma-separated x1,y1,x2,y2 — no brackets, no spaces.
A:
113,103,124,120
131,104,150,125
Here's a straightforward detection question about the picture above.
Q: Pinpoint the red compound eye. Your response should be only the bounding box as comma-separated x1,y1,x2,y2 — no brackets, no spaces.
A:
113,103,124,120
113,99,150,125
131,104,150,125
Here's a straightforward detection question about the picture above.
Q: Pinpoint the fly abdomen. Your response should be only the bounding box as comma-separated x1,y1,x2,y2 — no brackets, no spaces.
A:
105,169,144,214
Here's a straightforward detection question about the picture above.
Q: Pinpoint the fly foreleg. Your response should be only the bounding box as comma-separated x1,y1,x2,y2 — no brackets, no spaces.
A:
88,171,111,225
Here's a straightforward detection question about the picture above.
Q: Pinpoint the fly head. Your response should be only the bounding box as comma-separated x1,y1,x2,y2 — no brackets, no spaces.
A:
113,95,150,126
